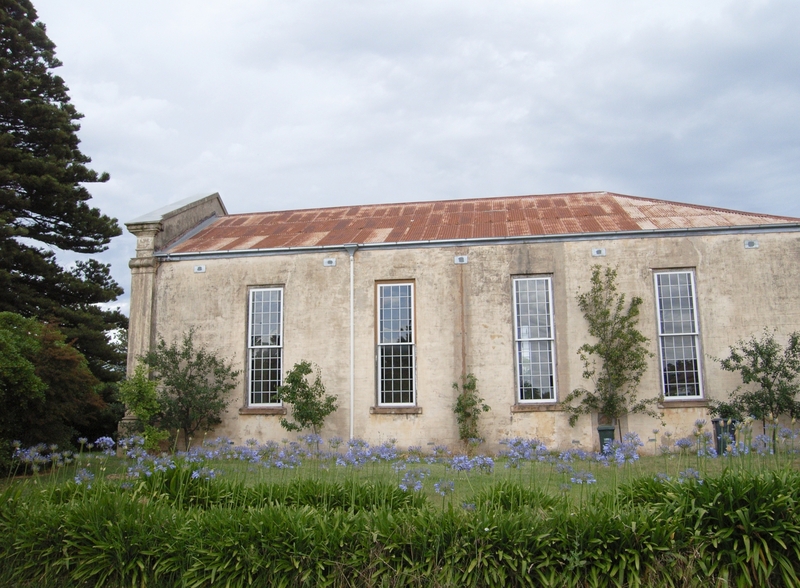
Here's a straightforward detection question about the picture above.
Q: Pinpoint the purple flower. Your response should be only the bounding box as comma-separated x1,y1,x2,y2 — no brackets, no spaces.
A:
432,445,450,457
678,468,703,484
399,468,430,492
570,471,596,485
434,480,455,496
472,455,494,474
126,463,152,478
74,468,94,487
555,462,574,474
499,437,549,467
94,436,115,451
191,467,217,480
449,455,472,472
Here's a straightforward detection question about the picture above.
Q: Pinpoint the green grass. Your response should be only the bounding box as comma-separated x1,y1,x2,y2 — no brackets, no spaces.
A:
6,441,800,510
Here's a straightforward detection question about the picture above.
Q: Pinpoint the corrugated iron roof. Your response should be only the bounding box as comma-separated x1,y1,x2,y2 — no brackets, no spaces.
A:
166,191,800,254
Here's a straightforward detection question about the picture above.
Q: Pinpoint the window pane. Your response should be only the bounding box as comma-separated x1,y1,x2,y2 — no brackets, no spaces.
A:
249,348,282,405
515,279,551,339
249,288,283,405
380,344,415,404
379,284,413,344
378,283,415,405
657,273,696,335
250,289,282,347
661,335,700,397
656,272,702,398
514,277,556,402
517,340,555,400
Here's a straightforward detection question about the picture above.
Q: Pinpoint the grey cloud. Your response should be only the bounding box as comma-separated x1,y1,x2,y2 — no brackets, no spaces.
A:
31,0,800,314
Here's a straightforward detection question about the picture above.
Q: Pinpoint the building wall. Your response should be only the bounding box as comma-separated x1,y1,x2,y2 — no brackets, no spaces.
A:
140,230,800,453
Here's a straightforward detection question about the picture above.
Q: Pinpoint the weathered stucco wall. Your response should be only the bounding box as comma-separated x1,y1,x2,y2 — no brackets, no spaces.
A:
132,228,800,453
126,193,228,375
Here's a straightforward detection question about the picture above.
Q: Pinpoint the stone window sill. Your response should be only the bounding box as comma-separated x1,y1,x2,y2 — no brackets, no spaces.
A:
661,400,708,409
511,403,561,413
370,407,423,415
238,406,287,416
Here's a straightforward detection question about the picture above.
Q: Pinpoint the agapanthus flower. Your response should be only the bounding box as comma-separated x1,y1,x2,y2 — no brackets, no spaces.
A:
434,480,455,496
74,468,95,487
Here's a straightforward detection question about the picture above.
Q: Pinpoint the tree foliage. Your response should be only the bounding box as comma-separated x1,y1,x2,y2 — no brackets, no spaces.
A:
0,311,107,448
0,0,127,433
141,331,239,450
278,361,337,436
712,330,800,430
117,364,169,451
563,265,660,437
452,373,490,446
0,312,46,441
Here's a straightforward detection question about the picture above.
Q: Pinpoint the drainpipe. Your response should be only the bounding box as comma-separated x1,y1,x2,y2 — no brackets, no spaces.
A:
344,244,358,440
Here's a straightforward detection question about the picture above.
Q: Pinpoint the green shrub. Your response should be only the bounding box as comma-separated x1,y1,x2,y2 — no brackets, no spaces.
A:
3,470,800,587
453,373,490,446
277,360,338,436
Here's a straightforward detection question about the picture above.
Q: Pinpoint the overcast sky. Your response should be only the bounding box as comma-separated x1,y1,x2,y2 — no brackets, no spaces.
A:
33,0,800,316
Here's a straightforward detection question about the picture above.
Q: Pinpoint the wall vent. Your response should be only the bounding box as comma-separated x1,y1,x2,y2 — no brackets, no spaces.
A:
193,265,206,273
323,258,336,267
743,240,759,249
591,248,606,257
454,255,468,265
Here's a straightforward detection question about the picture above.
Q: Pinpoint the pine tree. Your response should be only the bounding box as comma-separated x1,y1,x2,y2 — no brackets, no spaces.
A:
0,1,126,439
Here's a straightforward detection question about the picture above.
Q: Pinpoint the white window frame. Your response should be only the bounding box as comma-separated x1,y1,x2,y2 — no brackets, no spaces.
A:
247,287,283,406
654,270,703,399
377,282,416,406
513,276,557,403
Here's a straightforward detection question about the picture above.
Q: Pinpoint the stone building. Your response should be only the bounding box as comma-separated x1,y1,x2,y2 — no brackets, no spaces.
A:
126,191,800,452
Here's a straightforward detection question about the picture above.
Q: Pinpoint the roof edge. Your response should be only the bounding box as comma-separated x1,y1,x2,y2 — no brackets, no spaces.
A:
156,221,800,260
126,193,228,226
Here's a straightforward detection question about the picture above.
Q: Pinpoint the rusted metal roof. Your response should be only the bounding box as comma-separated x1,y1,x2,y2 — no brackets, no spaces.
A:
166,191,800,254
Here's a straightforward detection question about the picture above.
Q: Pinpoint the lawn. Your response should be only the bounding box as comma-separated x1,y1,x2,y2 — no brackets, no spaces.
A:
6,417,796,505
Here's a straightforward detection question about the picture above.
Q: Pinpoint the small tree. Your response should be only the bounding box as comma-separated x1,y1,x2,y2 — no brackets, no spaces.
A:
277,361,337,436
117,365,169,451
141,330,239,450
452,373,490,448
713,329,800,434
563,265,660,440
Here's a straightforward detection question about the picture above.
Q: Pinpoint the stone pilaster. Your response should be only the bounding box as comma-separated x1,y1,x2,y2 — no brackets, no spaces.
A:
126,223,161,374
120,223,160,438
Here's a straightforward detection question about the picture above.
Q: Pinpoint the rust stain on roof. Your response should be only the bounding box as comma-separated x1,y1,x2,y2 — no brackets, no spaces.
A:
165,192,800,254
